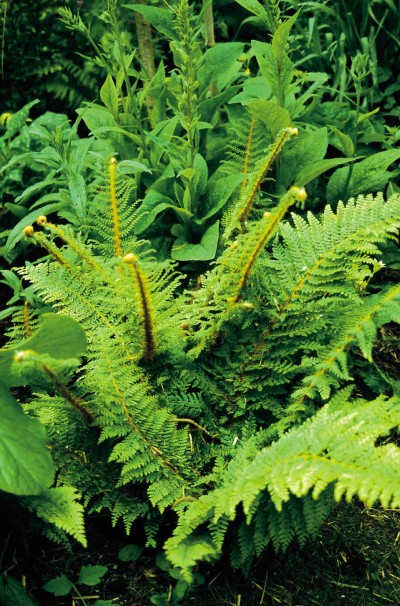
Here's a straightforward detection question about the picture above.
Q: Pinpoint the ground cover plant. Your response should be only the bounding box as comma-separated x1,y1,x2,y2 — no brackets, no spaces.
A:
1,0,400,604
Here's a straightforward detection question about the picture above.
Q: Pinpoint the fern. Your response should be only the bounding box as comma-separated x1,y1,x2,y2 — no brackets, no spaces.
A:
9,179,400,576
24,486,87,547
165,390,400,581
223,126,298,238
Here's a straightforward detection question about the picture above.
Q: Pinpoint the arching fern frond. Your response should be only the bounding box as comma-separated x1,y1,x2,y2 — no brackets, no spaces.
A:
165,390,400,581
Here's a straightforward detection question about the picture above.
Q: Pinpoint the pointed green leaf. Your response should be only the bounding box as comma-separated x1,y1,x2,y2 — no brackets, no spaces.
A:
100,75,119,119
197,43,244,94
118,543,144,562
272,12,299,62
201,174,244,220
327,149,400,203
43,575,73,597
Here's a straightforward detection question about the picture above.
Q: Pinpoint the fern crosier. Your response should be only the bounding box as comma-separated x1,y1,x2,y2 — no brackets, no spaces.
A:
224,126,298,238
108,156,123,258
122,252,156,361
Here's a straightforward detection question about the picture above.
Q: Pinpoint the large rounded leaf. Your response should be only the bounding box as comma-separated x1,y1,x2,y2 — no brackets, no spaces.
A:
0,383,54,495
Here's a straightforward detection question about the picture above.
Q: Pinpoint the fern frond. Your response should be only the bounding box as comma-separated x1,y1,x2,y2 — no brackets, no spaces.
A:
25,486,87,546
183,185,306,356
294,283,400,402
166,392,400,579
223,127,298,238
122,253,157,360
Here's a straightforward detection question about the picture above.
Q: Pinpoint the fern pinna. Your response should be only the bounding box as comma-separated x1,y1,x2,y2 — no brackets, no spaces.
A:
10,152,400,578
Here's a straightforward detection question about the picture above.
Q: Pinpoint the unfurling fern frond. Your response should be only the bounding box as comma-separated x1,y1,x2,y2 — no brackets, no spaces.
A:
223,126,298,238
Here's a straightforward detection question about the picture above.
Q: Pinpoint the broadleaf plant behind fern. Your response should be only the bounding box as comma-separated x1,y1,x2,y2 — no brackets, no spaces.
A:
7,149,400,581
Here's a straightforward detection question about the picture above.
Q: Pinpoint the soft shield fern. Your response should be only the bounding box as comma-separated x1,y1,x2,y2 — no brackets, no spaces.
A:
165,389,400,580
7,174,400,576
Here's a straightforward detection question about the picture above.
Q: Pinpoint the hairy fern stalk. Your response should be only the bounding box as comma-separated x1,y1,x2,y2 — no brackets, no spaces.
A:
10,156,400,579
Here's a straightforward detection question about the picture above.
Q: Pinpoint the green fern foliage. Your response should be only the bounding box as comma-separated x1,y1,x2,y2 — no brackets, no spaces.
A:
166,390,400,581
24,486,87,547
9,170,400,577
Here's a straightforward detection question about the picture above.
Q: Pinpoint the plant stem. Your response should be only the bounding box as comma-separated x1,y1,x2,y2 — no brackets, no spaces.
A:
203,0,215,47
134,0,157,126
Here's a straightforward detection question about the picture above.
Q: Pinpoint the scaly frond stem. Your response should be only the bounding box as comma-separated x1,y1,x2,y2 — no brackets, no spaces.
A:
232,186,307,303
238,127,298,230
176,417,215,438
23,226,76,272
108,157,123,258
123,253,157,361
23,301,31,337
35,216,110,280
41,363,96,423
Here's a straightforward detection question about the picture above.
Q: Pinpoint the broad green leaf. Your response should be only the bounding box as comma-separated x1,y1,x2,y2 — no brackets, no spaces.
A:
0,313,87,388
0,575,40,606
327,149,400,204
76,105,117,134
200,174,244,220
123,5,176,40
0,383,54,495
87,126,142,148
330,126,355,157
272,12,298,62
43,575,73,597
3,100,40,140
279,128,329,188
6,202,63,250
193,153,208,197
198,87,240,123
252,41,294,104
66,170,86,219
117,159,151,175
174,580,189,600
77,565,108,586
229,76,272,104
294,157,359,187
171,220,220,261
100,75,119,119
14,174,59,204
3,202,29,219
248,99,291,138
134,191,192,234
197,43,244,94
118,543,144,562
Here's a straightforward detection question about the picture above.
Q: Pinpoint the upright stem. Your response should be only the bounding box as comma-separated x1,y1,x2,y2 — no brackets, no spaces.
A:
203,0,215,47
134,0,157,126
0,0,8,79
108,3,149,158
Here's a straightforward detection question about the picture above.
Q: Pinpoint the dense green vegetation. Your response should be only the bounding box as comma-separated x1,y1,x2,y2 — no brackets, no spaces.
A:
1,1,400,604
